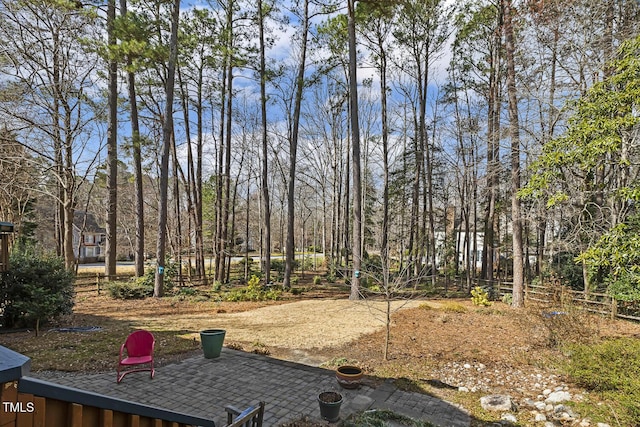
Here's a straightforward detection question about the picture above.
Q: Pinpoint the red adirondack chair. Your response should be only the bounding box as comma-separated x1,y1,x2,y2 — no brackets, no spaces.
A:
117,330,155,383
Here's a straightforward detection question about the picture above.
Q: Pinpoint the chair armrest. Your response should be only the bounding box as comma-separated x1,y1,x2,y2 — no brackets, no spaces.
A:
118,343,126,362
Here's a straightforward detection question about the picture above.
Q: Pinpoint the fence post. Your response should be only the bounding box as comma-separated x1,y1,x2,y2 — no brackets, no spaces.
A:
611,298,618,320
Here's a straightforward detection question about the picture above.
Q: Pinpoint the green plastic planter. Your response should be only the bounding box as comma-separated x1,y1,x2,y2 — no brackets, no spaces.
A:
318,391,342,422
200,329,226,359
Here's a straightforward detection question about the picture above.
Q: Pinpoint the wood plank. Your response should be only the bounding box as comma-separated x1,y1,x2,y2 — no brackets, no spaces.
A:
0,381,18,426
70,403,83,427
100,409,113,427
16,393,34,427
33,397,46,427
152,419,163,427
128,414,140,427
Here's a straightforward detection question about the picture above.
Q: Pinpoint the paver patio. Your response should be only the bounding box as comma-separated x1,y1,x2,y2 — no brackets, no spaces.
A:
32,348,470,426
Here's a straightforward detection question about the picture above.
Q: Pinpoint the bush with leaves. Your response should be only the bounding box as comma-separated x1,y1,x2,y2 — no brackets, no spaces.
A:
548,251,584,291
107,280,153,299
470,286,491,306
566,338,640,424
0,248,74,335
224,275,281,301
108,259,178,299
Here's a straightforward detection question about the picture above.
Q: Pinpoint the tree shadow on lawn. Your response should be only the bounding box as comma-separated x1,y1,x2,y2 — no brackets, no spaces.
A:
0,312,202,372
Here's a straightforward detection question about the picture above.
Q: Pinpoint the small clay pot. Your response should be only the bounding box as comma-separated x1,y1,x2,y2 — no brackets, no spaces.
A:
335,365,363,389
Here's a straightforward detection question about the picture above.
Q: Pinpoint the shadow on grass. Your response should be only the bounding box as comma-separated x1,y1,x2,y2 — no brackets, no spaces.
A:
0,312,201,372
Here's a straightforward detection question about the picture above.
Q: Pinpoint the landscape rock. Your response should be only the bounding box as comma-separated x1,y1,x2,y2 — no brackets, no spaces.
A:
500,413,517,423
596,424,611,427
545,391,571,403
534,401,547,411
480,395,514,412
534,413,547,422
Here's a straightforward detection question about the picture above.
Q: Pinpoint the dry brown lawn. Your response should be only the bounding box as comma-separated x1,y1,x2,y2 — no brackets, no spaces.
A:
3,282,640,425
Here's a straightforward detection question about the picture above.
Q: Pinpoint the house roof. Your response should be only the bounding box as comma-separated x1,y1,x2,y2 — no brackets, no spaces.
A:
73,211,105,234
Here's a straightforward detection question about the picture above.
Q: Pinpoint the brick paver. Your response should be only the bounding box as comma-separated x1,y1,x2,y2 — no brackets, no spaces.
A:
31,348,470,426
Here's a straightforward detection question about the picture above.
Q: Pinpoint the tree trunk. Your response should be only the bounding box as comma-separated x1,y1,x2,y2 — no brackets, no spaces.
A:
283,0,310,290
347,0,362,299
154,0,180,297
258,0,272,285
379,41,390,293
105,0,118,279
481,12,502,283
502,0,524,307
120,0,145,278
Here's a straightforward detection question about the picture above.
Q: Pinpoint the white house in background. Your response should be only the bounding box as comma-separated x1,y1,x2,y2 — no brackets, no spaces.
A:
72,211,105,263
434,230,484,271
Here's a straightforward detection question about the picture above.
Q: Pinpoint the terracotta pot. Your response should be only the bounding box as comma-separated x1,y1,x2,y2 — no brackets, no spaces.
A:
335,365,363,389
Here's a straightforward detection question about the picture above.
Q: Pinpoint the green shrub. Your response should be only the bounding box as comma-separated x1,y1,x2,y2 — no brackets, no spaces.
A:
110,260,177,300
313,275,322,285
270,259,285,273
0,249,74,335
343,409,434,427
440,302,468,313
547,251,584,290
134,260,177,293
107,280,153,299
501,293,513,305
471,286,492,306
224,275,281,302
177,286,197,296
270,259,300,273
301,256,314,271
566,338,640,424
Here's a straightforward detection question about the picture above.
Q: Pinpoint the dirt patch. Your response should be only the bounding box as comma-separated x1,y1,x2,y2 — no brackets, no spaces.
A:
193,299,422,348
72,293,421,350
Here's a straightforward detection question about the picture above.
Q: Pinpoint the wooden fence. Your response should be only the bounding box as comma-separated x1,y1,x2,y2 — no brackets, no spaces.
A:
470,277,640,322
74,274,135,295
74,274,211,295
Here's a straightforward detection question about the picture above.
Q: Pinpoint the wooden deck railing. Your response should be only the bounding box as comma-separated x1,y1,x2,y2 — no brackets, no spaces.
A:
0,346,215,427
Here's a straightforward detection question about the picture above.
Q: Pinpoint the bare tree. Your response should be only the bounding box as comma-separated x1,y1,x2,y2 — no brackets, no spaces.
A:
117,0,146,277
105,0,118,279
0,0,102,269
154,0,180,297
347,0,362,299
257,0,272,284
283,0,311,290
501,0,524,306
